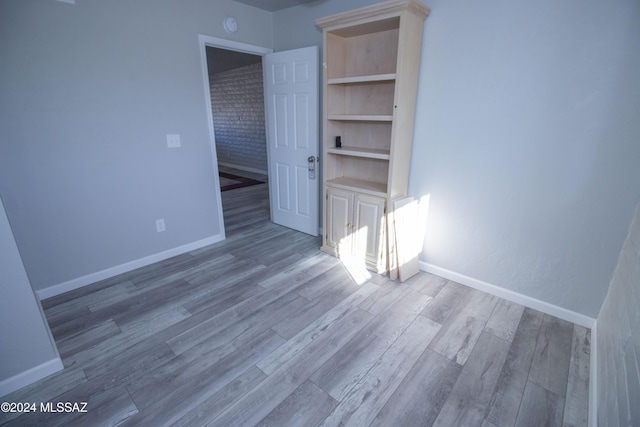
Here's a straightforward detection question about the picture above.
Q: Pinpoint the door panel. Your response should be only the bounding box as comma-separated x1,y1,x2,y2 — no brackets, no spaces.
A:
353,194,385,265
326,188,352,254
276,163,290,211
264,46,319,236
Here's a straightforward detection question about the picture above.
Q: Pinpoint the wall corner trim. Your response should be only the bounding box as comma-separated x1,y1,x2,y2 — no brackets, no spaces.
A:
36,233,225,300
589,319,598,427
0,357,63,398
419,262,596,328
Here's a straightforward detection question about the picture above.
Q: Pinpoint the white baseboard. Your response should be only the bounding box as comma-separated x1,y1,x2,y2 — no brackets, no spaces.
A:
420,262,596,328
36,233,225,300
589,319,598,427
218,162,268,176
0,357,63,398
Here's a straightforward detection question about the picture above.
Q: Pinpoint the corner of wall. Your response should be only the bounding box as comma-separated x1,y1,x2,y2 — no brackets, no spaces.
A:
420,262,596,328
0,357,63,398
589,319,598,427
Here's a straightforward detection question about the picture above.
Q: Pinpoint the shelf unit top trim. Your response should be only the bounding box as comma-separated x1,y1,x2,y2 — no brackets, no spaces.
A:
316,0,430,31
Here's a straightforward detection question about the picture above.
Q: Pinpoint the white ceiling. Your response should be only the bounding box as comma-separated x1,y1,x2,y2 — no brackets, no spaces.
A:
232,0,319,12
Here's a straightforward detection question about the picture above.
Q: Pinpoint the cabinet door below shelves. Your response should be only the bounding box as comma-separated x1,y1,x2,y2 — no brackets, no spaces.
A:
353,194,385,266
326,187,353,254
325,187,385,271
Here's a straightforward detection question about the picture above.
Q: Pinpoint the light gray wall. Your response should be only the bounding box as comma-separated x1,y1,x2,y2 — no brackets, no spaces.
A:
0,0,273,292
0,196,60,396
210,62,268,173
597,202,640,425
274,0,640,318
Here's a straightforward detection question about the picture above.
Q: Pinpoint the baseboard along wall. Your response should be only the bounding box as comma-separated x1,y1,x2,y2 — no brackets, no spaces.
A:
36,234,225,300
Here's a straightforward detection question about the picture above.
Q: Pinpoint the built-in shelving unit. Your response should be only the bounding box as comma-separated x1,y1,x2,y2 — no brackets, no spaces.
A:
317,0,429,273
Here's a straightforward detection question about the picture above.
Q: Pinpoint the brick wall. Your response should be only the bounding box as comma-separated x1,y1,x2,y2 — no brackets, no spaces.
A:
210,62,267,173
597,202,640,425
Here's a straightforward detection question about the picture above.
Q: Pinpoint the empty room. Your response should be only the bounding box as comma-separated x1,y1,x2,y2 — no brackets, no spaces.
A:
1,0,638,426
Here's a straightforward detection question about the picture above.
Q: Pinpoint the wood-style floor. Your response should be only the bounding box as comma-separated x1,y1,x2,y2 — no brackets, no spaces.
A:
1,182,590,426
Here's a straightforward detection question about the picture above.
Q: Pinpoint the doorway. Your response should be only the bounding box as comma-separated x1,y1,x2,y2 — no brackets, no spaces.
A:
206,47,267,187
199,36,319,238
199,36,272,236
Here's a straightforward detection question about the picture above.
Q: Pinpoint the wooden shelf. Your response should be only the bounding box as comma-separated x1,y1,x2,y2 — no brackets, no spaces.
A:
328,114,393,122
326,177,387,197
328,73,396,85
318,0,429,275
327,146,390,160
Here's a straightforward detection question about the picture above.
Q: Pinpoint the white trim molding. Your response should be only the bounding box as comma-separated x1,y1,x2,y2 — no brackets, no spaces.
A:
420,262,596,328
589,319,598,427
0,357,63,398
36,234,224,300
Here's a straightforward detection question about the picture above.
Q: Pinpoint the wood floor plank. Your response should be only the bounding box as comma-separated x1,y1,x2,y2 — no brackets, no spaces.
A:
257,252,331,289
5,185,589,426
256,282,379,375
182,281,264,315
44,280,137,325
165,267,320,355
421,279,468,324
56,318,121,359
126,251,220,290
124,329,285,426
563,325,591,427
83,340,176,381
209,308,374,427
528,314,574,396
357,277,410,315
407,272,448,296
311,289,432,401
173,366,267,427
371,348,462,427
117,305,191,336
59,385,139,427
270,279,360,340
433,332,510,426
485,298,525,342
126,338,237,410
318,315,441,427
257,380,338,427
514,381,565,427
161,286,301,362
485,307,544,426
295,263,356,301
428,288,498,365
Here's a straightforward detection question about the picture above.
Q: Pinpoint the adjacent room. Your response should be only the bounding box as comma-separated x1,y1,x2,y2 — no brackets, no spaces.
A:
1,0,638,425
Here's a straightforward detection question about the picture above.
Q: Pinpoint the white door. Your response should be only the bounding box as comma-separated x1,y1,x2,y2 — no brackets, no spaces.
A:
263,46,319,236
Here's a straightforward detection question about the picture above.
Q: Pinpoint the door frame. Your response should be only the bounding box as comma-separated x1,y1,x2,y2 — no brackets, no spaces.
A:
198,35,273,239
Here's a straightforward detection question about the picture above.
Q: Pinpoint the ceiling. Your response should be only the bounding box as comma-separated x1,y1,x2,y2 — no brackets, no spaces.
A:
232,0,319,12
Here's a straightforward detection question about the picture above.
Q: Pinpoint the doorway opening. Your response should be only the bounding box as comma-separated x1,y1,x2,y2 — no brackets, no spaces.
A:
200,36,272,235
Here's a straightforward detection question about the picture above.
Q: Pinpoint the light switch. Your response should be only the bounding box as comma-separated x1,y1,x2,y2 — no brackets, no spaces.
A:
166,134,181,148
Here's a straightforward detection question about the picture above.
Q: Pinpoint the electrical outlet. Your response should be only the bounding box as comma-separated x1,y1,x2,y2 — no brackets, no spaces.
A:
156,219,166,233
166,134,181,148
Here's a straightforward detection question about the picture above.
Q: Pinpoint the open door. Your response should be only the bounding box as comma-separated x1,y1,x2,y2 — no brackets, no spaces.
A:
263,46,319,236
